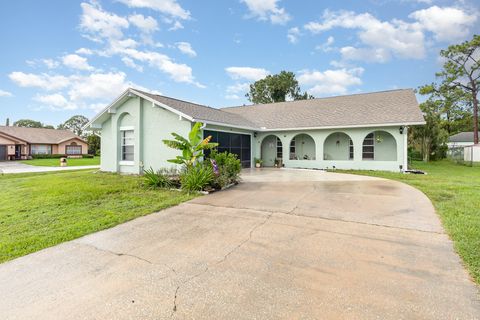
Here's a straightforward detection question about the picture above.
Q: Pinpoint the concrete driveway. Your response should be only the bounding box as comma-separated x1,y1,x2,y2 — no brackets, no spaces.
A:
0,169,478,319
0,161,99,173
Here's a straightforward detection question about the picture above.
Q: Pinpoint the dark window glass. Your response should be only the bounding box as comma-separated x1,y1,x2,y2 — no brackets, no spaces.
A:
241,135,250,148
241,150,251,161
203,130,252,168
230,134,241,147
218,132,230,146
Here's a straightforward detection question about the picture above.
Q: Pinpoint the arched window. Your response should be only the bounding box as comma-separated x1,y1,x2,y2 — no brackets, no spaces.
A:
362,131,397,161
323,132,354,160
289,134,316,160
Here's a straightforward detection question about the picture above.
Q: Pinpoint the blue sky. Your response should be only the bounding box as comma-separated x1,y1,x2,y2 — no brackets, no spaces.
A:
0,0,478,126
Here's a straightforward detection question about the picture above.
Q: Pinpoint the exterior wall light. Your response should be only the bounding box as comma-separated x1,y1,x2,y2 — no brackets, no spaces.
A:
399,126,404,134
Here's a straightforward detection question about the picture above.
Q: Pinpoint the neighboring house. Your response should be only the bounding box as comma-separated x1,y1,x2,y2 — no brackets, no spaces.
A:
0,126,88,161
85,88,425,173
447,131,479,148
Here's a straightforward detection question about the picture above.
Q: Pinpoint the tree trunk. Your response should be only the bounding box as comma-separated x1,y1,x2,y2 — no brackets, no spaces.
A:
472,82,479,144
422,137,430,162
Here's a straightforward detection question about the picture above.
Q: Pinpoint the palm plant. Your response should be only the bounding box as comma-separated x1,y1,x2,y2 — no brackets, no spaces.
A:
162,122,218,167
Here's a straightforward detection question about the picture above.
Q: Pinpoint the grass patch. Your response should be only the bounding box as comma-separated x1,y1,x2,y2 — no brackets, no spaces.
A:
20,157,100,167
338,160,480,284
0,169,196,263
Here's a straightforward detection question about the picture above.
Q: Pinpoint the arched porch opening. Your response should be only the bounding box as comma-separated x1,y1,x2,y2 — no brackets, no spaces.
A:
261,135,283,167
362,131,397,161
289,133,316,160
323,132,354,160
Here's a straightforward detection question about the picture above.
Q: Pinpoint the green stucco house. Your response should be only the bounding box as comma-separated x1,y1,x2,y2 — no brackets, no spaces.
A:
85,88,425,173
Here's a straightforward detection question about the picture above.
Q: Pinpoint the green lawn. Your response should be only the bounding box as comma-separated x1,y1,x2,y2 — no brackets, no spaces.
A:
20,156,100,167
339,160,480,285
0,170,196,263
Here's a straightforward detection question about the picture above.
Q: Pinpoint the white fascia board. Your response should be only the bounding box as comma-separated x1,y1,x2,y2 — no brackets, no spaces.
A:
260,121,426,132
194,120,425,132
196,119,258,131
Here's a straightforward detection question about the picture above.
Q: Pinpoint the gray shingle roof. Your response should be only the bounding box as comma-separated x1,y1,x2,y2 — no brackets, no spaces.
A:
133,88,424,130
222,89,424,129
0,126,84,144
134,90,258,128
449,132,479,143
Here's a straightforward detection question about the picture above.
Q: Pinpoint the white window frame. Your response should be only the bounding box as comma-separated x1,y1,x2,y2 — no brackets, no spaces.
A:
120,129,134,165
30,144,52,155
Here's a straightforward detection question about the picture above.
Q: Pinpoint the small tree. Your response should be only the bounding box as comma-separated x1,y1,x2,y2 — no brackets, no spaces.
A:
246,71,313,104
58,115,89,137
87,134,101,155
162,122,218,167
13,119,45,128
436,35,480,144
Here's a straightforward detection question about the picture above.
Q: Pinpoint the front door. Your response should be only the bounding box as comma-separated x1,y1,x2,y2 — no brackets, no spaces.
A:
15,145,21,159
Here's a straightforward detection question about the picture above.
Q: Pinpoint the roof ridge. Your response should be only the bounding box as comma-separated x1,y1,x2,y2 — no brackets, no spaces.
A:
220,88,414,110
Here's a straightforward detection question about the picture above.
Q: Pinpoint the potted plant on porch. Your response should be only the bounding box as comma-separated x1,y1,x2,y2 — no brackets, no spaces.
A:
254,158,263,168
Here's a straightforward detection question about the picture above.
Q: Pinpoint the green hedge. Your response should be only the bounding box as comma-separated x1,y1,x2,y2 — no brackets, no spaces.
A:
31,154,94,159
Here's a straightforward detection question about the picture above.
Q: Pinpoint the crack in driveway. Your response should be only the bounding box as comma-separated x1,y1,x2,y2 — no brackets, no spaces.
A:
77,242,153,264
170,210,273,318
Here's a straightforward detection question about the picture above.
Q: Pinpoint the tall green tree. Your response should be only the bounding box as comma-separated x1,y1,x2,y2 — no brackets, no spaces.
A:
57,115,89,137
246,71,314,104
436,34,480,144
418,83,472,134
411,101,449,162
13,119,48,128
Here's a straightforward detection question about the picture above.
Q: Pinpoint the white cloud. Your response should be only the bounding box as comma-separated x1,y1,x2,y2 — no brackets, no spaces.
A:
409,6,477,42
241,0,291,24
77,2,201,86
305,10,425,60
227,82,250,94
0,90,12,97
33,93,74,110
340,46,390,63
62,54,94,71
122,57,144,72
176,42,196,57
225,94,241,100
117,0,190,20
304,6,478,64
315,36,335,52
298,68,364,96
287,27,301,44
168,20,184,31
9,70,139,110
9,72,70,91
225,66,270,81
43,59,60,69
67,72,131,102
80,2,129,41
75,48,93,55
122,48,204,87
128,14,158,33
